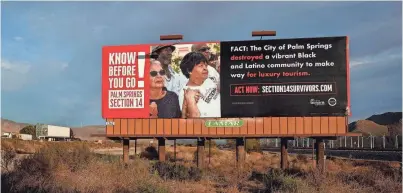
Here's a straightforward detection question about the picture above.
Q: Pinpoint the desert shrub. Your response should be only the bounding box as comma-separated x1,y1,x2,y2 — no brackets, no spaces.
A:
263,168,299,193
114,182,169,193
351,160,402,181
188,165,203,180
1,145,16,172
226,139,262,152
1,138,41,153
296,154,309,163
337,170,375,187
207,147,221,157
94,154,121,163
151,161,203,181
1,143,95,193
206,140,217,148
226,139,236,148
246,139,262,153
140,146,159,160
14,143,94,174
192,148,210,164
303,169,327,191
250,170,266,181
136,183,170,193
336,169,402,193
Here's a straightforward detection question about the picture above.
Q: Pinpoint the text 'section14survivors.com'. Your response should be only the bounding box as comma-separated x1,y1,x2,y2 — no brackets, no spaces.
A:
230,82,336,96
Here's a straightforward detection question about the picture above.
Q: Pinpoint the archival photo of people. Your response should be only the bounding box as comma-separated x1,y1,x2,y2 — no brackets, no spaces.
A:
148,42,221,119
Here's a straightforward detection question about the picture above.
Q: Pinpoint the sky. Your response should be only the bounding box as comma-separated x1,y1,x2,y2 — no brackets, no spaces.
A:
1,1,402,127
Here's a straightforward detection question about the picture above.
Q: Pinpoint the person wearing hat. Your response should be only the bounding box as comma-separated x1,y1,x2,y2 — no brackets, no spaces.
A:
191,43,219,68
151,44,188,96
191,43,220,89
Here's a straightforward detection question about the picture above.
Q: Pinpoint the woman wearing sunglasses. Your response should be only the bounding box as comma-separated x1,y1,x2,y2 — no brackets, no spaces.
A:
149,59,181,118
178,52,221,118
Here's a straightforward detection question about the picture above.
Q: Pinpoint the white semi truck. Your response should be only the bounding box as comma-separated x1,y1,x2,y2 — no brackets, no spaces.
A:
36,124,71,141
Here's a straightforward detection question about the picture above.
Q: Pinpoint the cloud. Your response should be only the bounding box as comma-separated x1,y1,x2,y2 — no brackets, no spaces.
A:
13,36,23,41
350,47,402,68
1,60,32,91
348,12,402,58
1,58,69,92
1,60,30,73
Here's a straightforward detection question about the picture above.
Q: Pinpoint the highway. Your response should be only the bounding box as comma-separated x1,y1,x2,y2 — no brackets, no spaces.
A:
261,147,402,162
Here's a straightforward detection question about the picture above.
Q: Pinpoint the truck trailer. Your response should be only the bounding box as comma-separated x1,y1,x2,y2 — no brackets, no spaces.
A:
18,134,33,140
36,124,71,141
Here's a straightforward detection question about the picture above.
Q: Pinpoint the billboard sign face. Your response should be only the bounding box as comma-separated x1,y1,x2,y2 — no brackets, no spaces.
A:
220,36,349,117
102,36,349,119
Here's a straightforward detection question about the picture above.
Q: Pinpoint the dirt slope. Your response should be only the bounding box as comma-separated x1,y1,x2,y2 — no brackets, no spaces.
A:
348,112,402,136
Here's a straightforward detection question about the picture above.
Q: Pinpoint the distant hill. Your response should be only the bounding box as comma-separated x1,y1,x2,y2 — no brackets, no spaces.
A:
349,112,402,136
366,112,402,125
1,118,30,133
348,120,389,136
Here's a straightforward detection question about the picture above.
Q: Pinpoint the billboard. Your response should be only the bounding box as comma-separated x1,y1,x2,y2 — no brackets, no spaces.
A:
220,36,349,117
102,36,349,119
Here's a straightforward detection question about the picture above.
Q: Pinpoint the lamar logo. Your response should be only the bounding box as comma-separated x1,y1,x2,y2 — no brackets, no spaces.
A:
310,99,325,106
205,120,244,127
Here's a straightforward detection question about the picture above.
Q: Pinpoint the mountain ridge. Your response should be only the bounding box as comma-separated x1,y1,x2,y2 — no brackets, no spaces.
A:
348,112,402,136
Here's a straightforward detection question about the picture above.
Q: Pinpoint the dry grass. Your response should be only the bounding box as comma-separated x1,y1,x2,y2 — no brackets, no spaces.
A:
1,141,402,193
1,138,123,153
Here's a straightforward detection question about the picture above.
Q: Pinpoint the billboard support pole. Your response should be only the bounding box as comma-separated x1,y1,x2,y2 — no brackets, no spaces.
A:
296,138,299,147
315,138,325,173
158,138,166,162
174,140,177,162
122,138,129,164
209,139,211,166
197,139,206,169
280,138,289,169
236,138,245,170
312,139,317,168
135,139,137,156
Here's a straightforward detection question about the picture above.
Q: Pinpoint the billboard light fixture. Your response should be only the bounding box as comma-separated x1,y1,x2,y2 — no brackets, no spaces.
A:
160,34,183,41
252,30,277,38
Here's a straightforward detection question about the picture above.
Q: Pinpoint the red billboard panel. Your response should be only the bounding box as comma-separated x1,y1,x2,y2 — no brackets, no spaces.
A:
102,42,221,119
102,45,151,118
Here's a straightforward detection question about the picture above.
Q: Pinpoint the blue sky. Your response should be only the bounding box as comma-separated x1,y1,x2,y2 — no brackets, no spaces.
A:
1,1,402,127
